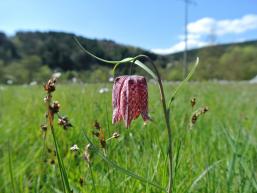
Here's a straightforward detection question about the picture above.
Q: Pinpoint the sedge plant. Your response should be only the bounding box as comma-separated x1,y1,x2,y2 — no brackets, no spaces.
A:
41,78,72,193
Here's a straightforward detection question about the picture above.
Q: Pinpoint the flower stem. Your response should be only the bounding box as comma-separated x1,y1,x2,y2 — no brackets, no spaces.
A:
51,124,72,192
152,69,173,193
137,55,173,193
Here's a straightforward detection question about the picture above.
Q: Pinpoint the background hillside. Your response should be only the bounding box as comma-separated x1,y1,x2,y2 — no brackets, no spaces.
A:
0,31,257,84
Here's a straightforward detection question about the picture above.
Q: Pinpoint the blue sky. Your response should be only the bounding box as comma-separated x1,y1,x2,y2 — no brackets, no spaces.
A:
1,0,257,54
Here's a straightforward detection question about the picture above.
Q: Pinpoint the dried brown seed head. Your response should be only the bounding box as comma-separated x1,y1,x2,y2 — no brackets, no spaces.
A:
50,159,55,165
84,144,92,163
44,79,56,93
58,116,72,130
100,137,106,149
191,97,196,107
112,132,120,139
92,121,106,149
191,114,198,124
40,124,48,132
203,106,208,113
50,101,60,113
94,120,101,130
44,95,52,103
79,177,84,186
191,106,209,125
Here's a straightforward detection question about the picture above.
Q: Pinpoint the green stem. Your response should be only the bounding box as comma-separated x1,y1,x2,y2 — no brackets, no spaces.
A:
129,54,173,192
139,55,173,193
46,90,71,192
51,126,72,193
168,57,199,109
50,126,67,192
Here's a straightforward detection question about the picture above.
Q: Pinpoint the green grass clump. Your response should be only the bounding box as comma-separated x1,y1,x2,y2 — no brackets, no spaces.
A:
0,82,256,193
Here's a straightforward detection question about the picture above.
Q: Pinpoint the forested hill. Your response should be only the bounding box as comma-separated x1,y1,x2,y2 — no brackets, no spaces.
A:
166,40,257,80
0,31,257,84
0,31,167,70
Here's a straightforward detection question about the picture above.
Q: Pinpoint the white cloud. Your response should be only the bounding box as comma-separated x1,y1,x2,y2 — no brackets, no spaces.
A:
188,14,257,36
187,17,216,35
151,14,257,55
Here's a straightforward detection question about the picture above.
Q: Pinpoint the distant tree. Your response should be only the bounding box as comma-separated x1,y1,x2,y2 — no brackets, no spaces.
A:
220,46,257,80
0,32,19,61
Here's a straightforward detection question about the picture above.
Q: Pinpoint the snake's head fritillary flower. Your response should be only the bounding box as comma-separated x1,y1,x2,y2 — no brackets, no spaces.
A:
112,75,150,128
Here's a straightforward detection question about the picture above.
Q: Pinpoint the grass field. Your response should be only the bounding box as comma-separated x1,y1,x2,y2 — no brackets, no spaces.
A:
0,82,256,193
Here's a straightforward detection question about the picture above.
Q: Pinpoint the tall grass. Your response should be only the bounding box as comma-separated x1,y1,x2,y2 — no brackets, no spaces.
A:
0,82,256,193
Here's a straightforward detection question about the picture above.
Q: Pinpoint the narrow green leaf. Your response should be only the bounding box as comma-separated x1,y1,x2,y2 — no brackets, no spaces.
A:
74,37,132,65
151,150,161,181
188,160,223,192
134,60,157,80
168,57,199,109
75,37,158,80
112,58,157,80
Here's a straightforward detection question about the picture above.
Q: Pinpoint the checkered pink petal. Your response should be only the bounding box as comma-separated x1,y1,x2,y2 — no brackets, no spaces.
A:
112,75,150,128
112,76,128,123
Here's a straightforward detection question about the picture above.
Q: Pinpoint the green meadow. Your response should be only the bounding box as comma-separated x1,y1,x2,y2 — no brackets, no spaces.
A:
0,82,256,193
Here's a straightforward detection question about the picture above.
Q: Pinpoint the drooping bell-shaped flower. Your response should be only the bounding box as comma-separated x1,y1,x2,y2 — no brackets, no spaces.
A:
112,75,150,128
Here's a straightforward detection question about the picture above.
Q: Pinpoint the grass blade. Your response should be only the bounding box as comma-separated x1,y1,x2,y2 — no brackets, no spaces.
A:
188,160,223,192
134,59,157,80
239,159,257,191
8,141,16,193
88,163,97,193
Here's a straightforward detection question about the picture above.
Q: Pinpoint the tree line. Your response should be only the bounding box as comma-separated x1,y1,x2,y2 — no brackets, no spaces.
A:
0,31,256,84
